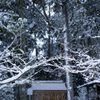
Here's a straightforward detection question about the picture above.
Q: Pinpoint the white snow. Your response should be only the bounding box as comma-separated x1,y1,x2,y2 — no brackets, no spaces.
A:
76,87,87,100
31,49,36,57
78,36,81,38
0,72,22,84
37,38,44,46
29,21,35,28
0,84,7,90
78,80,100,88
26,6,29,9
91,36,100,38
3,15,8,22
0,41,2,45
19,49,25,54
63,23,72,100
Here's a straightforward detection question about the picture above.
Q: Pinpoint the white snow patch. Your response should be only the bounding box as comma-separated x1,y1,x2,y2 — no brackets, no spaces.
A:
26,6,29,9
37,38,44,46
78,80,100,88
31,49,36,57
19,49,24,54
0,41,2,45
0,84,7,89
29,21,35,28
78,36,81,38
91,36,100,38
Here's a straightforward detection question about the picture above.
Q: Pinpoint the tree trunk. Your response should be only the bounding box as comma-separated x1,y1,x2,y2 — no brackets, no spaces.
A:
16,0,27,100
34,33,38,60
47,3,51,59
18,84,27,100
62,0,74,100
47,3,51,79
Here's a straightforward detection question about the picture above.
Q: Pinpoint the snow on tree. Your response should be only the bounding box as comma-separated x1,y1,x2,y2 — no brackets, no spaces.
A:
1,0,100,100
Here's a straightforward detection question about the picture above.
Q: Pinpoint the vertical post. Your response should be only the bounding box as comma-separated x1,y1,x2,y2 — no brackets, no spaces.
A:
55,93,56,100
94,84,98,100
29,95,32,100
61,93,64,100
41,92,43,100
87,86,89,100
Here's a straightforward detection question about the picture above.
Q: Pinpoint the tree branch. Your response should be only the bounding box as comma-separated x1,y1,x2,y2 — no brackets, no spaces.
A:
33,4,54,30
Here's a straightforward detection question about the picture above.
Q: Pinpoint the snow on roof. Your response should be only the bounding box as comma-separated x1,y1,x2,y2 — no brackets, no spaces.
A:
78,80,100,88
27,81,67,95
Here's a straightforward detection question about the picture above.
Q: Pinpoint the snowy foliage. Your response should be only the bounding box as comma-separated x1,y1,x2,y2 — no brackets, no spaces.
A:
0,0,99,87
0,35,100,88
1,0,100,100
0,87,14,100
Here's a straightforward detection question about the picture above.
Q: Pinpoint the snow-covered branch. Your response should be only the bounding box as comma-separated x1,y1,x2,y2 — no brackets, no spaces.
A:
0,10,100,87
0,47,100,87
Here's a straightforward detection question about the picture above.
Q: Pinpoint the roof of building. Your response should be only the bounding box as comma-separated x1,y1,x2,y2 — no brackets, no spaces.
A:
27,81,67,95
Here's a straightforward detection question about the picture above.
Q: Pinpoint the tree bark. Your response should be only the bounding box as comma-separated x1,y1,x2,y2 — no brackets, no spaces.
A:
16,0,27,100
62,0,74,100
34,33,38,60
48,3,51,58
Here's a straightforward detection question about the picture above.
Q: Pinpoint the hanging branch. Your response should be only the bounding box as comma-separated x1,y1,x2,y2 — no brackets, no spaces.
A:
33,3,54,30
